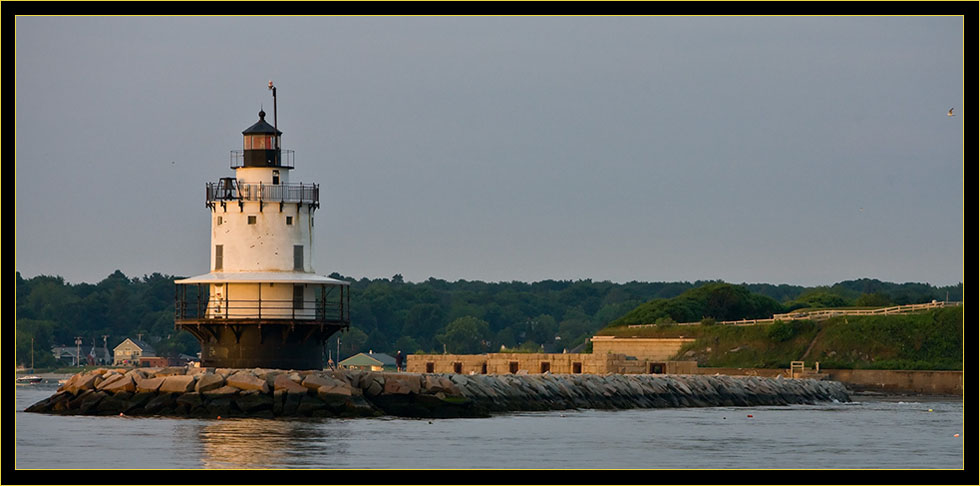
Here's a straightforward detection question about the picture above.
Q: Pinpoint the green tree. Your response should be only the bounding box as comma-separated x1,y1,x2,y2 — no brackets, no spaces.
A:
364,329,390,353
16,319,59,368
557,310,591,350
766,320,797,342
495,327,517,350
787,290,850,310
393,336,422,354
608,283,785,326
338,327,369,357
525,314,557,346
593,300,642,327
154,332,200,358
401,303,445,350
855,292,892,307
436,316,491,354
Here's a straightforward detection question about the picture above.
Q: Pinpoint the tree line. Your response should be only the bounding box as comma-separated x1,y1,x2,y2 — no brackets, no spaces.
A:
15,270,963,367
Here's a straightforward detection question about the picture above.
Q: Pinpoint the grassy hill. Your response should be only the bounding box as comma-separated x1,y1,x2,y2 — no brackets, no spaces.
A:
597,307,962,371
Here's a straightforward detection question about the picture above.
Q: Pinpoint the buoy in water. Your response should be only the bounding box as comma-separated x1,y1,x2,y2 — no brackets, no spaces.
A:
954,433,960,438
747,414,753,418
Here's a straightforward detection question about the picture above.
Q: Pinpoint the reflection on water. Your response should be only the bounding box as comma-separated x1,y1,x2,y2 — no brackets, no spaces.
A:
181,418,352,468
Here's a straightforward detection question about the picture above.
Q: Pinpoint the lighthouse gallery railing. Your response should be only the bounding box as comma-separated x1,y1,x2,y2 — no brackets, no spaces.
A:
206,181,319,207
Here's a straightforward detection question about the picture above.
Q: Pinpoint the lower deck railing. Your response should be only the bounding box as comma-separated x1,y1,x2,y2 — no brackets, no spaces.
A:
174,282,349,325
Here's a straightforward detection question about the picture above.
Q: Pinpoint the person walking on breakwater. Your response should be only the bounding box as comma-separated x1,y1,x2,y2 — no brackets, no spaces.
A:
396,350,404,372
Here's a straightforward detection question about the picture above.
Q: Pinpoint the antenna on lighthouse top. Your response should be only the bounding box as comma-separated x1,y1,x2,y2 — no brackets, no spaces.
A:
268,80,278,165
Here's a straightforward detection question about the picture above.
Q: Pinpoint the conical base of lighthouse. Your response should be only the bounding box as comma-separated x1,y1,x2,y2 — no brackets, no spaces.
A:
185,324,341,370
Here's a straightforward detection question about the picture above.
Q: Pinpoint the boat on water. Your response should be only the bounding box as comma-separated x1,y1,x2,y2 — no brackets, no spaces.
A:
16,375,43,385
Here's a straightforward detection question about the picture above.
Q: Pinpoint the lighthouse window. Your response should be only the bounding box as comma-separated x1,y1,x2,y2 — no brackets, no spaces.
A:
215,245,223,270
248,215,257,225
294,245,304,271
286,216,293,225
217,216,223,225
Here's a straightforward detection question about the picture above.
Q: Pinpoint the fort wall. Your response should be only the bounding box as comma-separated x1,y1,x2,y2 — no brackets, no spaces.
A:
589,336,695,361
406,353,697,375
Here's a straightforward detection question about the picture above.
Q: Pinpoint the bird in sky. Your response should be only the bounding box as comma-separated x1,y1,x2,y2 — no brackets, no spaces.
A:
947,108,955,117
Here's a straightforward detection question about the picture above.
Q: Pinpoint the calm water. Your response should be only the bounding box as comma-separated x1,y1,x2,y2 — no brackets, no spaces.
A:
14,384,964,469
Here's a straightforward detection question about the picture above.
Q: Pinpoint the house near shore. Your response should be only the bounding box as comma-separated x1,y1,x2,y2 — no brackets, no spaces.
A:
112,338,157,366
51,345,111,366
339,351,396,371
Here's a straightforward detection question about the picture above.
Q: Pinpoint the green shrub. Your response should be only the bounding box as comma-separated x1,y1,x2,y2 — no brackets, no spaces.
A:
854,292,892,307
766,319,796,342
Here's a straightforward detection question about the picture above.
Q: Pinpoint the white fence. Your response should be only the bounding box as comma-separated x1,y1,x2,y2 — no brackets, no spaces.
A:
626,301,961,328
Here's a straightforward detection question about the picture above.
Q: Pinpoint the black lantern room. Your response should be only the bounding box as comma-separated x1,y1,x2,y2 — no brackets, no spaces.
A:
241,109,284,167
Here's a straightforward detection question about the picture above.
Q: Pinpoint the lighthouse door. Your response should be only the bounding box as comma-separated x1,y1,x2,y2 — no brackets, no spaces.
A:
272,170,280,185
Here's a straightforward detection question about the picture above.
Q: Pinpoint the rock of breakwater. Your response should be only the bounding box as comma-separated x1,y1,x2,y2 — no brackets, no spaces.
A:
25,367,850,419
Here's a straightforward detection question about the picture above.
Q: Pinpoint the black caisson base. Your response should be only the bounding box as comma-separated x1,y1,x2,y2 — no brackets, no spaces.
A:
181,322,344,369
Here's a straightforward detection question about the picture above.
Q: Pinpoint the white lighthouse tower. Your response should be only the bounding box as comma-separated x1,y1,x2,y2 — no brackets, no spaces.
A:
175,83,350,369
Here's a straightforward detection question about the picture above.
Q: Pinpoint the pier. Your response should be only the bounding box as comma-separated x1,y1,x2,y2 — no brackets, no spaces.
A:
26,366,851,419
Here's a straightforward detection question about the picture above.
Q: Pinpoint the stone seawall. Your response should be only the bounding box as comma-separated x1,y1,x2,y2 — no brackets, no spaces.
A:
25,367,851,419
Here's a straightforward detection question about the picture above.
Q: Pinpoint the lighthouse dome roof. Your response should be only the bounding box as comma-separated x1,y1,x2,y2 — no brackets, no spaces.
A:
242,109,282,135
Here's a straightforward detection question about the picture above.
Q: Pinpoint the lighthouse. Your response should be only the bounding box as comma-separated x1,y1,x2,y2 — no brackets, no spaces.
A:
174,83,350,370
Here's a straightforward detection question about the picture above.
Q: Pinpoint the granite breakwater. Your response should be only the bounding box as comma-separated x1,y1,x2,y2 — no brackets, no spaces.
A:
25,366,851,418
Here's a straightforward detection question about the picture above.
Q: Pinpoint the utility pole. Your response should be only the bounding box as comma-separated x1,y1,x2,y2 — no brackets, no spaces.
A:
74,336,83,367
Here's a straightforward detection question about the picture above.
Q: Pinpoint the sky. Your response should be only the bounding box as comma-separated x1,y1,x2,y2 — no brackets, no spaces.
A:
15,16,965,288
